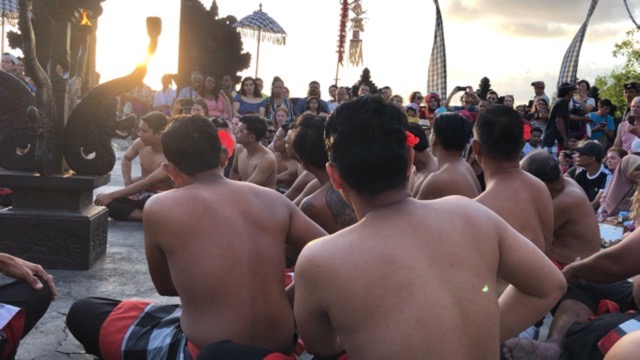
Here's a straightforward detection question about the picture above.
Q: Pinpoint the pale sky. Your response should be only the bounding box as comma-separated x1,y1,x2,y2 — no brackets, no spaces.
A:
5,0,638,106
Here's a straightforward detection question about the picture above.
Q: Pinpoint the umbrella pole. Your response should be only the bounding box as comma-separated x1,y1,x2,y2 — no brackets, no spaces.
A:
255,28,261,78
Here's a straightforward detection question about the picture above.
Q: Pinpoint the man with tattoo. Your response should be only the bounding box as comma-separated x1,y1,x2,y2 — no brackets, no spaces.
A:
293,116,356,233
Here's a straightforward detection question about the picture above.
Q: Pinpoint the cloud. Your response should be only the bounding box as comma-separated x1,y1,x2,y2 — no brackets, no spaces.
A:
445,0,632,28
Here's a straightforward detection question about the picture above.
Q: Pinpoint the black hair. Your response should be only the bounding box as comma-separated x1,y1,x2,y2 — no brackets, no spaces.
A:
161,115,221,176
530,127,543,135
141,111,169,134
578,79,591,90
521,150,560,183
239,76,261,97
240,115,268,140
293,116,328,169
406,122,429,152
432,112,473,152
325,95,409,196
474,105,524,161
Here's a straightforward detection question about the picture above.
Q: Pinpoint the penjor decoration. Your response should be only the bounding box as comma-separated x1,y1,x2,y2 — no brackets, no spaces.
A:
337,0,349,66
348,0,366,66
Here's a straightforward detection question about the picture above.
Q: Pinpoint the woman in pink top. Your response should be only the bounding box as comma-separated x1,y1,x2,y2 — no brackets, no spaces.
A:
198,76,231,120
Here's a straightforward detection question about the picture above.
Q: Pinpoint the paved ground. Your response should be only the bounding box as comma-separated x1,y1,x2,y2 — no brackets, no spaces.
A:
13,139,177,359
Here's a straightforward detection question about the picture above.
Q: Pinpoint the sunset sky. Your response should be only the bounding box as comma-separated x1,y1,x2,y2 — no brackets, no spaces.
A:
4,0,639,105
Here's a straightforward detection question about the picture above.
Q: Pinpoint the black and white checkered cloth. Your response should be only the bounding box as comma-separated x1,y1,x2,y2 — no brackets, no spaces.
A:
557,0,599,87
0,0,19,19
232,8,287,36
427,0,447,98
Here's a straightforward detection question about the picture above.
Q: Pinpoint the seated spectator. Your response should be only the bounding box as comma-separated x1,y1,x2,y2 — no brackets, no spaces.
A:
177,71,203,100
568,141,612,209
152,74,176,116
232,77,266,117
294,96,565,359
605,147,628,172
198,75,232,120
294,81,329,116
599,155,640,219
265,77,295,123
302,96,329,118
588,98,616,147
190,98,210,118
0,253,56,358
68,116,327,359
272,124,299,193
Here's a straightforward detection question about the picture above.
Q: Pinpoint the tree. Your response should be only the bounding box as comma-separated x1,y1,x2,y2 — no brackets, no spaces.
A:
594,28,640,118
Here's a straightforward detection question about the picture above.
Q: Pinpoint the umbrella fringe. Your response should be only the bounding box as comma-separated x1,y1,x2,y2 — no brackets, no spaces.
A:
239,28,286,45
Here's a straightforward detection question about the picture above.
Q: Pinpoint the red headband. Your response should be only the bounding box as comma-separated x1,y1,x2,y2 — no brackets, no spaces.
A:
218,130,235,158
405,131,419,147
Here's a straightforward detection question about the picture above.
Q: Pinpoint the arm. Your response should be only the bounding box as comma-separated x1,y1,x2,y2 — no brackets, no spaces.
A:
121,139,144,186
294,247,344,357
259,99,266,117
95,167,171,206
613,122,625,148
416,174,451,200
143,196,178,296
556,115,570,147
563,229,640,285
0,253,57,298
233,101,241,118
497,217,566,341
245,154,276,186
443,88,460,109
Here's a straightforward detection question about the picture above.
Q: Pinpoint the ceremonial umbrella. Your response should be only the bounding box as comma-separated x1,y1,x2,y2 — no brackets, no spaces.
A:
1,0,19,55
232,3,286,78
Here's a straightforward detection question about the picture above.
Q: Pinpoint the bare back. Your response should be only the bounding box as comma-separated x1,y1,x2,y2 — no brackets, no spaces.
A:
144,179,325,351
295,196,563,359
551,178,601,265
417,160,481,200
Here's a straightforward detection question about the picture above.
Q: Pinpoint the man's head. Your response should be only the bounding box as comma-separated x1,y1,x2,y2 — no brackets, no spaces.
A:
623,80,640,104
598,98,613,114
432,112,473,153
1,53,17,73
632,96,640,118
473,105,524,162
190,71,203,90
531,81,545,96
325,96,409,197
477,100,491,113
308,81,321,97
486,91,498,104
139,111,169,146
162,115,222,178
521,150,561,184
558,82,576,99
293,116,328,170
358,84,370,97
380,86,392,102
529,127,543,147
406,122,429,152
574,141,604,166
161,74,173,88
221,74,234,91
237,115,268,146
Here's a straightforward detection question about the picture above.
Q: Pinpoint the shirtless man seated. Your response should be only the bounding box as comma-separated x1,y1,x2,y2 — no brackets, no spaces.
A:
67,115,327,359
272,123,300,193
416,112,481,200
293,96,566,359
231,115,278,189
406,122,438,198
504,225,640,360
293,115,356,234
521,150,601,268
94,112,173,221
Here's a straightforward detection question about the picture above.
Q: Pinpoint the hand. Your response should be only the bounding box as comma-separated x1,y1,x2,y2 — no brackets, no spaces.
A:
0,254,57,299
94,193,115,206
563,139,570,149
561,258,581,285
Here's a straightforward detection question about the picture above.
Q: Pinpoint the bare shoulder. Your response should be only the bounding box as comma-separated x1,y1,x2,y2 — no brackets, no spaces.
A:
300,189,324,218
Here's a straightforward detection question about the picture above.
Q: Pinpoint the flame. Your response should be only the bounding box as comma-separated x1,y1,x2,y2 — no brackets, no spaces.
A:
80,10,91,26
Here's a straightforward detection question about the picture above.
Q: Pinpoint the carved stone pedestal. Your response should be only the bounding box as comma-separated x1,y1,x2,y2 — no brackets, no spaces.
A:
0,171,110,270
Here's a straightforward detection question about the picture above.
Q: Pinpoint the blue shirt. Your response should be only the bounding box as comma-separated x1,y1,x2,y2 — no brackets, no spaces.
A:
588,112,615,140
234,93,266,115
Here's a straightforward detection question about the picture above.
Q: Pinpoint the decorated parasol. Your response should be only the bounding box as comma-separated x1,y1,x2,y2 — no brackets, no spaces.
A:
1,0,19,54
232,3,286,78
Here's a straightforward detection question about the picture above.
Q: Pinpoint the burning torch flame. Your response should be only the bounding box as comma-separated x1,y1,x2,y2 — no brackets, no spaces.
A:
80,10,91,27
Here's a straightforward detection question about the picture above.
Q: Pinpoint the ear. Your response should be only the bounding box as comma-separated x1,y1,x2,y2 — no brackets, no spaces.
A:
161,162,180,182
326,162,344,191
219,149,229,168
472,139,481,157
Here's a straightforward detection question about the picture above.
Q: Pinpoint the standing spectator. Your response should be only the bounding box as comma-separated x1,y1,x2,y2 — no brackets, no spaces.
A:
588,98,616,147
177,71,203,100
572,79,596,115
530,80,550,106
503,94,515,108
613,94,640,152
522,127,543,157
379,86,392,103
152,74,176,116
543,83,584,153
265,76,294,123
390,94,403,109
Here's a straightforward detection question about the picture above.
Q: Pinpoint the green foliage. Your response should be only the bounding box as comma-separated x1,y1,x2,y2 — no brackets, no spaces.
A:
594,29,640,118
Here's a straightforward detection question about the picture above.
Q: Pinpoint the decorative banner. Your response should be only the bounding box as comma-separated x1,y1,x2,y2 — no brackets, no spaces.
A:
337,0,349,66
427,0,447,98
348,0,365,66
557,0,599,87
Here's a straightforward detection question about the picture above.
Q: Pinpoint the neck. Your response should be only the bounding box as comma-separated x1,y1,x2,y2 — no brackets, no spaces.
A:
480,159,521,185
179,168,226,187
243,141,263,154
150,141,163,153
350,187,411,220
413,151,432,171
306,166,330,185
435,148,463,166
586,163,602,175
547,179,565,199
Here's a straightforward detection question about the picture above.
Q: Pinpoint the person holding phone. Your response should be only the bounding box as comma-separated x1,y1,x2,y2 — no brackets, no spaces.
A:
613,96,640,153
444,85,480,113
588,99,616,147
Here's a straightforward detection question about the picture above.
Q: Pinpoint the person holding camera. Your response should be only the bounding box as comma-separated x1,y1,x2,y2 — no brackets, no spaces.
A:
588,98,616,147
613,95,640,153
444,85,480,113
